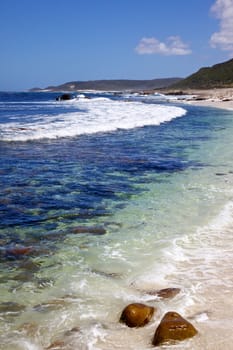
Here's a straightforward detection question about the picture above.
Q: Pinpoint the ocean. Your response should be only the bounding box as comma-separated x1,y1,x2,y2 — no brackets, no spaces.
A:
0,91,233,349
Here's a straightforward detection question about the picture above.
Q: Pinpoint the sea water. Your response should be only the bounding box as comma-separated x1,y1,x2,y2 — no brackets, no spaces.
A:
0,92,233,349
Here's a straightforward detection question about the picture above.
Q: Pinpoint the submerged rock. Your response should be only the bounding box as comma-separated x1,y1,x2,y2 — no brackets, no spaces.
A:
71,226,106,235
91,269,121,279
152,311,198,346
5,246,33,258
13,271,34,282
46,326,80,349
18,259,40,272
120,303,155,328
36,278,54,289
135,286,180,300
33,298,67,312
45,340,65,349
64,326,80,336
215,172,227,176
0,301,26,314
18,322,39,336
154,288,180,299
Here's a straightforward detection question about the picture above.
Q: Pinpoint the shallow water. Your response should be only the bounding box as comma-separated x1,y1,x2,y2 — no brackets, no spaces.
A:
0,92,233,349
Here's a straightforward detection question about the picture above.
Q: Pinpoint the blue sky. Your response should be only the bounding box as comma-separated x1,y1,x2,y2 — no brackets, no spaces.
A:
1,0,233,90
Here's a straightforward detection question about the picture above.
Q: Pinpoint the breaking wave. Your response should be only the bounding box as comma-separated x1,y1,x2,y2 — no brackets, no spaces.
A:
0,97,187,141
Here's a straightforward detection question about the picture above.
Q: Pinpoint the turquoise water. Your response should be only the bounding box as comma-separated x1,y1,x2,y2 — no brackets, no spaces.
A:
1,93,233,349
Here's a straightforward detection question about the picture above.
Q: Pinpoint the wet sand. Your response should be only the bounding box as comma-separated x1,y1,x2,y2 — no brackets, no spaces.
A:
178,87,233,349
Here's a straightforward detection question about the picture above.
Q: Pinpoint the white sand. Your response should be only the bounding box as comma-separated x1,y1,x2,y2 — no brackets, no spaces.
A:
180,88,233,111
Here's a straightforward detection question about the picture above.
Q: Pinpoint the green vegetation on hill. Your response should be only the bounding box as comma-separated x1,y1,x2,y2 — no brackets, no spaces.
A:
171,58,233,89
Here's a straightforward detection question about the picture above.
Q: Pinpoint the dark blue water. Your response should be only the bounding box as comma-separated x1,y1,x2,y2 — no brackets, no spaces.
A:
0,93,229,251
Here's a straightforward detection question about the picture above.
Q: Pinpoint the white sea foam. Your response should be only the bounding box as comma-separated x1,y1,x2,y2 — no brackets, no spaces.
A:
0,97,186,141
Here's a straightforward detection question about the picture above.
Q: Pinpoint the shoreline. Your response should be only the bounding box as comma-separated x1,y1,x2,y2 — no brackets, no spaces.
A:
171,88,233,111
185,99,233,110
185,88,233,110
1,91,233,349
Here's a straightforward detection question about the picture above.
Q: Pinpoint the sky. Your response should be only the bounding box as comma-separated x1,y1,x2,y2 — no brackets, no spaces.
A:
1,0,233,91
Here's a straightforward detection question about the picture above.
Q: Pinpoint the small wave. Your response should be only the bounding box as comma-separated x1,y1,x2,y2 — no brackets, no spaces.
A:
0,98,187,141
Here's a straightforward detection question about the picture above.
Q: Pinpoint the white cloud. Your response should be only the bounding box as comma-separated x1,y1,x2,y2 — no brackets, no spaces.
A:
135,36,192,56
210,0,233,52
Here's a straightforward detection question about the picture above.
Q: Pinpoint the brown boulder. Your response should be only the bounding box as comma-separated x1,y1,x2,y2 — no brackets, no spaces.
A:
120,303,155,328
152,311,198,346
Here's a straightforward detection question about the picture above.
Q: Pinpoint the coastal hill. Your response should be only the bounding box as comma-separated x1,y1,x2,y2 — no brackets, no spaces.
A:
171,58,233,90
30,78,182,92
31,58,233,92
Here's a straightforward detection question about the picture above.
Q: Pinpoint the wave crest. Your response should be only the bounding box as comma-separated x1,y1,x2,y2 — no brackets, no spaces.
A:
0,97,187,141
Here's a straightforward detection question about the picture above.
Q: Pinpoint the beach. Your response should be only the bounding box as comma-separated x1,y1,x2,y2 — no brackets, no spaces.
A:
1,91,233,349
177,87,233,110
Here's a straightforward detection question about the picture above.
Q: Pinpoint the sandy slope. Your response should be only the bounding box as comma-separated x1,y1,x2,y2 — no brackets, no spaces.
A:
180,88,233,110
